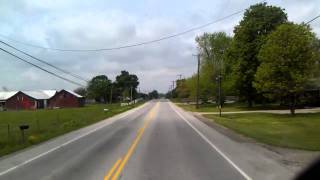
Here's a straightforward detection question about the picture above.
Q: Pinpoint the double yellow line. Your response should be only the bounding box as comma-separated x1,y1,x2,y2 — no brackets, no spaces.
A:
104,102,159,180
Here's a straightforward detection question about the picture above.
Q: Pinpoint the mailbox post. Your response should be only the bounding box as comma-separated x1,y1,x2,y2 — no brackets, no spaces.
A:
19,124,29,143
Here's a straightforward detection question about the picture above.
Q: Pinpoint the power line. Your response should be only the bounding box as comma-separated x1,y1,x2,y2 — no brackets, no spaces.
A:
306,15,320,24
0,48,86,87
0,40,89,82
0,8,248,52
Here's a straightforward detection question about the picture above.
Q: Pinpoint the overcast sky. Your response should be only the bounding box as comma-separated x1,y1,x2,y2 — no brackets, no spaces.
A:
0,0,319,93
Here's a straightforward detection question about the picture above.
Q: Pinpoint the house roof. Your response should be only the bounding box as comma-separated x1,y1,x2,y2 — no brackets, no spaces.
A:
0,91,18,101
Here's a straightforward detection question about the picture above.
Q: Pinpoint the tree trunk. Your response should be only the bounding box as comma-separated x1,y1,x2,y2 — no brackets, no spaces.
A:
289,94,296,116
247,97,253,108
247,90,254,108
290,106,295,115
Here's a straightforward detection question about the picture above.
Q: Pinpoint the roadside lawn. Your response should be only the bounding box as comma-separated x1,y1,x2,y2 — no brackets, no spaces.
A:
0,102,144,157
204,113,320,151
177,102,286,112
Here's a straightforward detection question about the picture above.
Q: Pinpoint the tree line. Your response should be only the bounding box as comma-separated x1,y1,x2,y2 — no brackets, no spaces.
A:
169,2,320,115
74,70,161,103
74,70,139,103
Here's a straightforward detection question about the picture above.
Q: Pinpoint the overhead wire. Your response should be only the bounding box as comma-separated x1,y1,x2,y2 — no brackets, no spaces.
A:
0,8,249,52
0,40,89,82
0,48,86,87
305,15,320,24
0,0,275,87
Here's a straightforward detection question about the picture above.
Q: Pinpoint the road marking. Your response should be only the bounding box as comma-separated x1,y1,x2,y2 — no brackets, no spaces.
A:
0,103,149,177
104,158,122,180
111,102,159,180
169,102,252,180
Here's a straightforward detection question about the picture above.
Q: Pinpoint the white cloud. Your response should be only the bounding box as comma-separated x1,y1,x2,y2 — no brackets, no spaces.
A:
0,0,319,93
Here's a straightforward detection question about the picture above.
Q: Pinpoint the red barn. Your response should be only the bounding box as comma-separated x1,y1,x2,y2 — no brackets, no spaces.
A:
48,90,84,108
3,91,37,110
0,90,84,110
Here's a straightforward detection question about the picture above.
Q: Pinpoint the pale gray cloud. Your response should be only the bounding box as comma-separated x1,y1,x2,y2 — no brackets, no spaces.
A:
0,0,319,93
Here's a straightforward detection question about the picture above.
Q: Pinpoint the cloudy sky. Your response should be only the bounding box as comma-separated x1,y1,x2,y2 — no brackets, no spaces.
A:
0,0,319,93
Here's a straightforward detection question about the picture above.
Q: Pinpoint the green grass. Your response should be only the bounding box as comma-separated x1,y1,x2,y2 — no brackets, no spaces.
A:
204,113,320,151
0,102,144,157
177,102,286,112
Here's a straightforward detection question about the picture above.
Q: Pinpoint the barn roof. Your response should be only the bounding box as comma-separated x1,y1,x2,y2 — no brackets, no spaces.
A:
0,90,57,101
23,90,57,100
0,91,18,101
0,90,83,101
64,90,83,98
42,90,57,97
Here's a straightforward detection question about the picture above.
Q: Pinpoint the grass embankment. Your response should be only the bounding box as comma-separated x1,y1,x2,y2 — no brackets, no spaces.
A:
177,102,286,112
204,113,320,151
0,102,144,157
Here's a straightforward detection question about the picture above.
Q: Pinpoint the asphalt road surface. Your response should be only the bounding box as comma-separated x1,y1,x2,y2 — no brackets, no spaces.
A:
0,100,294,180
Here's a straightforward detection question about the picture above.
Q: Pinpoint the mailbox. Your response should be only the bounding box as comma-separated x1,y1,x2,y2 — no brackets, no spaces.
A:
19,125,29,130
19,124,29,143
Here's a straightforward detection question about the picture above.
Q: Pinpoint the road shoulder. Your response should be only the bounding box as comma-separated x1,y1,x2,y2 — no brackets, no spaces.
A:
192,112,320,173
170,102,320,180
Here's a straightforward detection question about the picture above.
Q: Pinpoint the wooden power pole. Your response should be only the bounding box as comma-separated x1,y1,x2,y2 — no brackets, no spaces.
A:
110,85,113,104
196,54,200,109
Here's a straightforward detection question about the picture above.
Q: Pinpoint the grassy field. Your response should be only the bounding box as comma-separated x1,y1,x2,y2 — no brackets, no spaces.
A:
0,102,144,157
204,113,320,151
177,102,286,112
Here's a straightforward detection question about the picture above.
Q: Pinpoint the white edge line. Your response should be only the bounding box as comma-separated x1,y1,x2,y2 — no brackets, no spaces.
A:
169,102,252,180
0,102,148,176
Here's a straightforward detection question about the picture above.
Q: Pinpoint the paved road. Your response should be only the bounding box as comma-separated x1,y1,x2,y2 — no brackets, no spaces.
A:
0,100,294,180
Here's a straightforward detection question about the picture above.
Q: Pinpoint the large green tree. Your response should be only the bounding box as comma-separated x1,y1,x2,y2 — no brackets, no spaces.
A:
228,2,287,106
175,79,190,98
87,75,112,103
114,71,139,101
195,32,233,103
254,23,316,115
148,90,159,99
310,38,320,79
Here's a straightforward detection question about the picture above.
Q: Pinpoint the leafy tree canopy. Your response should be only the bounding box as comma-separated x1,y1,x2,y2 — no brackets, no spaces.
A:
115,71,139,100
148,90,159,99
228,2,287,106
195,32,233,102
254,23,317,114
87,75,112,103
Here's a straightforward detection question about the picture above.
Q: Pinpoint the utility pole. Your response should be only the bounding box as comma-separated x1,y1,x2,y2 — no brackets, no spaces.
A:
193,54,200,109
171,81,175,99
110,85,113,104
130,86,133,103
219,62,222,117
216,75,222,116
138,87,140,100
177,74,182,80
216,49,224,117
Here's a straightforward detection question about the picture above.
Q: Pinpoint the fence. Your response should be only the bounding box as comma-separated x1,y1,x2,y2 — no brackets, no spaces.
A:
0,120,40,145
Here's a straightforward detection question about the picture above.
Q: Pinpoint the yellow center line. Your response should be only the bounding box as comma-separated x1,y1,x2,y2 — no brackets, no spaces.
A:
137,127,144,135
104,158,122,180
109,102,159,180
